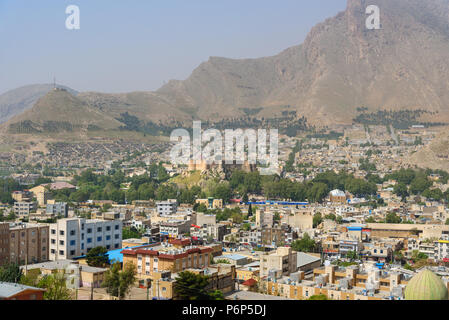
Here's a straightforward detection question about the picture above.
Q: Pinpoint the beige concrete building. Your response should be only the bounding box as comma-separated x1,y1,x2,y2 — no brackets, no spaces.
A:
256,210,273,228
260,247,298,278
282,210,313,230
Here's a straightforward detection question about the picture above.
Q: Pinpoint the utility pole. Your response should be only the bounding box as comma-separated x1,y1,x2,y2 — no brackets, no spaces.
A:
90,284,94,300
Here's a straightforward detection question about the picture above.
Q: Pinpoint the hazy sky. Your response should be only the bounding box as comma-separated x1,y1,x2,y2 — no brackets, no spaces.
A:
0,0,347,94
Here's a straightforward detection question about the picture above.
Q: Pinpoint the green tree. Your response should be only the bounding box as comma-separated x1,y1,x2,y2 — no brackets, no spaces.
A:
346,250,359,261
86,246,109,267
291,233,316,253
393,183,409,201
0,263,22,283
309,294,328,300
313,213,322,228
122,226,143,240
385,212,402,224
173,271,218,300
38,272,73,300
103,262,137,300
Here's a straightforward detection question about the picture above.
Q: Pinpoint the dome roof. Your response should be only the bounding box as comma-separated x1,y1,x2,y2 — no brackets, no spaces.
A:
404,269,448,300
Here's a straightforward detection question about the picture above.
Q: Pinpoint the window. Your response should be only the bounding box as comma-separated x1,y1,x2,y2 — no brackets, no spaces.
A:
70,230,76,236
115,225,119,230
59,250,64,255
59,231,64,236
97,237,102,242
106,245,110,250
87,228,92,234
106,235,111,241
59,240,64,245
97,227,102,232
70,240,76,246
51,239,56,244
70,250,75,256
87,238,92,244
114,244,119,249
51,249,55,254
115,234,119,239
106,226,111,231
51,229,56,235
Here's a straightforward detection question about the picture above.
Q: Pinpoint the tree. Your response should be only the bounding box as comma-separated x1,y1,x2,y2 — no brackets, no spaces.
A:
173,271,217,300
346,250,359,261
291,233,316,253
393,183,409,201
313,213,322,228
247,203,252,216
86,246,109,267
103,262,137,300
38,272,72,300
309,294,328,300
385,212,402,224
0,263,22,283
123,226,143,240
409,177,432,195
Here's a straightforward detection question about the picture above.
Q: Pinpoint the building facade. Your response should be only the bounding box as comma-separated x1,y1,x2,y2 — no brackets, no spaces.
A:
49,218,122,260
9,223,49,265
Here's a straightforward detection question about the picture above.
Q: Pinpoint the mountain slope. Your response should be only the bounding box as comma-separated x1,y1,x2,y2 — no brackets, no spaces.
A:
0,84,77,124
154,0,449,125
3,89,122,134
4,0,449,129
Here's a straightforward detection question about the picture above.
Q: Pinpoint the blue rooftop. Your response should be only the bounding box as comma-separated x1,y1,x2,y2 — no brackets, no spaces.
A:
72,244,149,264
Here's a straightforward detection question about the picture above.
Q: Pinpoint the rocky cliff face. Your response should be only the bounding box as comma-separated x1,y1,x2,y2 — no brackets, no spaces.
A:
4,0,449,128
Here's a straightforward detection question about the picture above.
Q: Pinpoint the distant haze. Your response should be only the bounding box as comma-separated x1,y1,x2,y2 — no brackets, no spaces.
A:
0,0,346,94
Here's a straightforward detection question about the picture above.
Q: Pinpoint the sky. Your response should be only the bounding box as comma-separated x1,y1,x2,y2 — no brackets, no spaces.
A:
0,0,347,94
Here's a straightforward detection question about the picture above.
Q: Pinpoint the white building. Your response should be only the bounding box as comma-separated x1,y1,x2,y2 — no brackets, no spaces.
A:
49,218,122,261
156,200,178,215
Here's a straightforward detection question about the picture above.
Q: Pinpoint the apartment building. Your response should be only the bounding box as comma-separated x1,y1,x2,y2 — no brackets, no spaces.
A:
11,191,32,202
156,200,178,215
122,243,213,279
0,223,9,266
13,202,37,217
259,247,298,279
159,220,190,239
49,218,122,261
255,210,273,228
9,223,49,265
45,201,68,218
195,198,223,209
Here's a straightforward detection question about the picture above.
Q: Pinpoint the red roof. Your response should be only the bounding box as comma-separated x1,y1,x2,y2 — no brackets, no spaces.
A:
242,279,257,287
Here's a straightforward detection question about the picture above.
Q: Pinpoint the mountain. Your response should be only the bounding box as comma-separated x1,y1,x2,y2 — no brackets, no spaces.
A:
2,89,122,134
4,0,449,129
409,132,449,171
151,0,449,125
0,84,77,124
